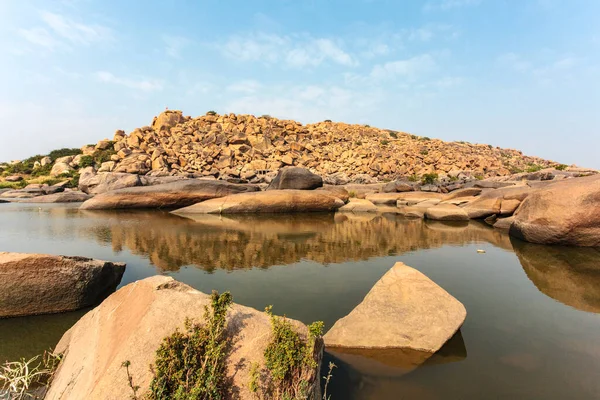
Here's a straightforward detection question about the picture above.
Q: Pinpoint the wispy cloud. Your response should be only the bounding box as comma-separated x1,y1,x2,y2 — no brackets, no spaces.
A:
226,80,262,94
163,35,191,58
423,0,482,12
95,71,163,92
498,52,581,85
219,33,356,68
370,54,437,80
18,10,112,51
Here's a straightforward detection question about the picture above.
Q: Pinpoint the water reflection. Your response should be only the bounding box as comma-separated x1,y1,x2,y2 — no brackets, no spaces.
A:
512,238,600,313
77,211,513,271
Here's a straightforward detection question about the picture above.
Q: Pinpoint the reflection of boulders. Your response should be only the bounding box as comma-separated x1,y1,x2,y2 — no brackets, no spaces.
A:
78,211,516,272
512,238,600,313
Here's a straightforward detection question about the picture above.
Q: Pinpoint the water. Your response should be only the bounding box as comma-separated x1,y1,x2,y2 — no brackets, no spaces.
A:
1,203,600,399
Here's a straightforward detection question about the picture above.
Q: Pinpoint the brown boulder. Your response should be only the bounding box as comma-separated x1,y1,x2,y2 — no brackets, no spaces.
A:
46,276,322,400
173,190,344,215
0,253,125,318
80,179,259,210
15,191,92,203
267,167,323,190
152,110,186,132
5,175,23,182
78,168,142,195
337,198,378,213
510,175,600,246
425,204,469,221
324,262,466,352
382,181,414,193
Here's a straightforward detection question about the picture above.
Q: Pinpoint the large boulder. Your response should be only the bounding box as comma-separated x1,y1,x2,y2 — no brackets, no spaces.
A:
510,175,600,246
80,179,260,210
151,110,186,132
425,204,469,221
0,253,125,318
172,190,344,215
324,262,466,353
50,162,74,177
78,168,142,195
5,175,23,182
462,185,532,219
18,191,92,203
267,167,323,190
337,198,378,213
382,180,414,193
46,276,322,400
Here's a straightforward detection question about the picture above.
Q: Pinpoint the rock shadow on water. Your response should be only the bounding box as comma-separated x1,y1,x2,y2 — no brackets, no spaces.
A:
511,237,600,313
324,330,467,399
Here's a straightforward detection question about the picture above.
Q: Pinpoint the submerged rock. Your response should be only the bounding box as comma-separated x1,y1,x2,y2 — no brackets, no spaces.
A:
0,253,125,318
80,179,259,210
266,167,323,190
46,276,322,400
510,175,600,246
17,191,92,203
324,262,466,352
172,190,344,215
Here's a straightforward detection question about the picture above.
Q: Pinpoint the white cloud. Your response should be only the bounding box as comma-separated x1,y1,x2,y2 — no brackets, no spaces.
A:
95,71,163,92
423,0,482,12
498,52,532,72
19,10,112,50
219,33,356,68
163,35,191,58
370,54,437,80
226,80,262,94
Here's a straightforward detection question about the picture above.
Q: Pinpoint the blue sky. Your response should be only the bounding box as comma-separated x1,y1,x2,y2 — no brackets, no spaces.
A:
1,0,599,167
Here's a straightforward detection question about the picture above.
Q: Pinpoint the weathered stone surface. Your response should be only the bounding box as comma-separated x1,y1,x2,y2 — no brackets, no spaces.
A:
324,262,466,352
80,179,259,210
5,175,23,182
425,204,469,221
0,253,125,318
396,206,426,218
50,162,74,177
494,216,515,230
17,191,92,203
267,167,323,190
337,198,378,213
151,110,186,132
173,190,344,215
46,276,322,400
463,185,533,219
316,186,350,203
78,168,142,195
40,156,52,166
510,175,600,246
443,187,482,200
383,181,414,193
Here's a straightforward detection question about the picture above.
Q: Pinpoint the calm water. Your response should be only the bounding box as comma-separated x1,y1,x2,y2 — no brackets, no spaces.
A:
1,203,600,399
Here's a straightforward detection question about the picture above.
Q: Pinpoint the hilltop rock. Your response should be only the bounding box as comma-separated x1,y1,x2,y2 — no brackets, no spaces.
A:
80,179,259,210
324,262,466,352
0,253,125,318
46,276,322,400
266,167,323,190
510,174,600,246
173,190,344,215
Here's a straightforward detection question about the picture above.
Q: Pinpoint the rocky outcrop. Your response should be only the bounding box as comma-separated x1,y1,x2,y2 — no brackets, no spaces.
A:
324,262,466,352
382,180,414,193
46,276,322,400
337,198,378,213
86,110,562,182
79,179,259,210
462,185,532,219
78,167,142,195
266,167,323,190
0,253,125,318
510,175,600,246
15,191,92,203
173,190,345,215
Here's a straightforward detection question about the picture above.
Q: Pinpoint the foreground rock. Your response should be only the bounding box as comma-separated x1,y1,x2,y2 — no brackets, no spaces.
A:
46,276,322,400
462,185,532,219
0,253,125,318
80,179,259,210
324,262,466,352
78,168,142,195
337,198,378,213
172,190,344,215
510,174,600,246
425,204,469,221
267,167,323,190
16,191,92,203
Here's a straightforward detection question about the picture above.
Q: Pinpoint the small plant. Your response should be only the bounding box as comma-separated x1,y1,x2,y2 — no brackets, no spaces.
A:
474,174,484,180
487,144,493,149
206,110,217,116
121,360,140,400
388,131,398,139
324,119,332,123
449,175,459,182
30,164,53,177
408,174,419,182
261,114,272,120
526,163,543,173
364,124,370,128
555,164,568,171
509,167,524,174
354,141,362,146
322,362,336,400
47,148,81,161
410,135,418,140
248,362,260,397
78,155,95,169
420,136,431,141
0,180,27,190
147,291,233,400
421,173,438,185
348,190,357,198
0,351,62,400
92,149,116,165
420,149,429,156
380,139,389,146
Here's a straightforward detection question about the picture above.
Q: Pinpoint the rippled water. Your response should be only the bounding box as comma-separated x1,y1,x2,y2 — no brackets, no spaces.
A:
1,203,600,399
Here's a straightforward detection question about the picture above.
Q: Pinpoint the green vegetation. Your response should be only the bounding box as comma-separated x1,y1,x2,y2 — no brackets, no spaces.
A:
146,291,232,400
92,148,116,165
79,155,95,169
322,362,337,400
261,115,273,120
206,111,217,116
474,174,484,180
421,173,438,185
258,306,323,400
555,164,568,171
30,164,53,177
408,174,419,182
47,148,81,161
324,119,332,123
420,149,429,156
364,124,370,128
509,167,524,174
348,190,357,198
354,141,362,146
380,139,389,146
410,135,418,140
526,163,543,173
0,181,27,190
388,131,398,139
449,175,459,182
419,137,431,141
0,351,62,400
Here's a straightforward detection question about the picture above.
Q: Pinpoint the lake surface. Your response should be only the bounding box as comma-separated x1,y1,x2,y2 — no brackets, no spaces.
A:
1,203,600,399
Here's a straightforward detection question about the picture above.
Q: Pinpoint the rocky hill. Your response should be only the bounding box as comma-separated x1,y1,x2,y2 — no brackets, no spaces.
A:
83,110,563,184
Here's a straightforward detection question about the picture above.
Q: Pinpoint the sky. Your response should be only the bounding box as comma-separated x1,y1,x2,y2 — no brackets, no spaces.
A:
1,0,599,167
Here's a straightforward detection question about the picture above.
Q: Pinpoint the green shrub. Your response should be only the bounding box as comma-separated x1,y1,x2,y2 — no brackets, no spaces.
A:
261,114,272,120
510,167,524,174
555,164,568,171
0,180,27,189
31,164,53,177
420,136,431,141
48,148,81,161
474,174,484,180
408,174,419,182
380,139,389,146
355,141,362,146
324,119,332,123
147,291,232,400
79,155,95,169
364,124,370,128
420,149,429,156
410,135,418,140
421,173,438,185
526,164,543,173
92,149,116,165
206,110,217,116
348,190,357,198
388,131,398,139
449,175,459,182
